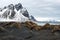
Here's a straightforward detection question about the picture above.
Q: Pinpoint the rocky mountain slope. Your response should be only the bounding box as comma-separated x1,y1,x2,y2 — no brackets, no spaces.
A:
0,3,29,22
30,15,37,21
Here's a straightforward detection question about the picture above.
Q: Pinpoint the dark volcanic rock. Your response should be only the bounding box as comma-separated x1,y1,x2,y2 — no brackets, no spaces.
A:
0,23,34,40
22,10,29,18
2,10,10,18
0,8,2,12
0,22,60,40
4,6,7,9
15,3,23,11
30,15,37,21
8,4,14,10
9,10,16,19
2,10,16,19
0,26,60,40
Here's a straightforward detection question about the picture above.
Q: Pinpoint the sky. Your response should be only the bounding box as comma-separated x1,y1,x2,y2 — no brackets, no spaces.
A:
0,0,60,21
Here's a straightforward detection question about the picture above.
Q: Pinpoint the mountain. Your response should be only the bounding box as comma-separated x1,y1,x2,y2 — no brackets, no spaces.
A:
0,3,29,22
15,3,23,11
29,15,37,21
37,20,60,23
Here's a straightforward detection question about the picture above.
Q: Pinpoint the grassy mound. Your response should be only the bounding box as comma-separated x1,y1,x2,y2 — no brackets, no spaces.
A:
0,21,60,33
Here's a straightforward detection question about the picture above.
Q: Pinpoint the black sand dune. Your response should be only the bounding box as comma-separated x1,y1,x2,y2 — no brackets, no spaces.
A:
0,22,60,40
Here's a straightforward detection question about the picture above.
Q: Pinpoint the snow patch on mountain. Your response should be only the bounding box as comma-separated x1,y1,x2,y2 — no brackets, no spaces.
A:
29,15,37,21
0,3,29,22
35,17,60,22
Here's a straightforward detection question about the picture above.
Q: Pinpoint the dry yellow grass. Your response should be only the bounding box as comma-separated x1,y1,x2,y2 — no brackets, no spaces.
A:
24,21,42,31
42,23,51,29
51,25,60,32
0,21,60,33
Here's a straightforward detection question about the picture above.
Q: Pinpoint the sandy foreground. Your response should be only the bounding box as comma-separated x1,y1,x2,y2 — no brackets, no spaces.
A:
0,22,60,40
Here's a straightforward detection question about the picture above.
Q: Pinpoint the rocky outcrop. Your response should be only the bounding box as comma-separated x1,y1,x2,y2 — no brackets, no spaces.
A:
0,22,60,40
21,9,29,18
0,21,42,32
42,23,51,29
24,21,42,31
2,4,15,19
51,25,60,33
0,21,60,33
42,23,60,33
0,8,2,11
9,10,16,19
30,15,37,21
8,4,14,10
15,3,23,11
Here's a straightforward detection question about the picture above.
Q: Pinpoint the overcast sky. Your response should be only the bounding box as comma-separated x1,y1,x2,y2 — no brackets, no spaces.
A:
0,0,60,20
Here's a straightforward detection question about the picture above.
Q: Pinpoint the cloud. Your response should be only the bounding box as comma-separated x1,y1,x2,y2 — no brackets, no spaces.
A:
0,0,60,19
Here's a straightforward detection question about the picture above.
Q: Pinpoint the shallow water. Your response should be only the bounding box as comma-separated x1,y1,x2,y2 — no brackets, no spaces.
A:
36,22,60,26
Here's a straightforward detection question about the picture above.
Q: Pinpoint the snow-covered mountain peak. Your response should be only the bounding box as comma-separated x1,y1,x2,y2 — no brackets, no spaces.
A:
0,3,29,22
8,4,14,10
15,3,23,11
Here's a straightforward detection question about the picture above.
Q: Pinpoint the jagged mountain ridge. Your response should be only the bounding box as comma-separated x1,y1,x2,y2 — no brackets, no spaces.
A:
0,3,29,22
30,15,37,21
